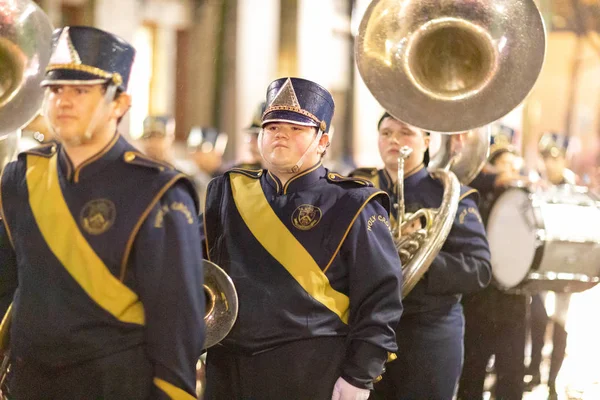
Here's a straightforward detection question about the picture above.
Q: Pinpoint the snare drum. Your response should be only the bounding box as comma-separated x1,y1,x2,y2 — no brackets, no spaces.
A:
486,185,600,293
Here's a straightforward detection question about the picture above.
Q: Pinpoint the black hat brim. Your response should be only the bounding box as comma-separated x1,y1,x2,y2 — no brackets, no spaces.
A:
41,69,111,87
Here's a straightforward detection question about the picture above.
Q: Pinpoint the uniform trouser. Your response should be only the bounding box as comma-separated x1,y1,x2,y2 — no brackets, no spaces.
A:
457,288,526,400
528,294,568,387
204,336,346,400
8,345,153,400
371,303,464,400
528,293,548,375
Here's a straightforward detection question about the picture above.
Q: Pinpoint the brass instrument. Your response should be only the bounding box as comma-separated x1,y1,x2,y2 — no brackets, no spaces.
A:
203,259,238,349
0,261,237,397
355,0,546,297
0,1,53,395
1,0,53,141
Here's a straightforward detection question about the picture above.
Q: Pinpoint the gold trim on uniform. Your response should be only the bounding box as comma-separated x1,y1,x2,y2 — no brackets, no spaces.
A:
227,167,262,179
45,63,123,86
459,188,478,201
323,191,387,273
230,173,350,323
267,171,280,193
124,152,136,162
20,143,57,158
263,105,324,130
123,151,174,172
154,202,194,228
74,133,120,183
119,174,188,280
291,204,322,231
283,162,321,194
459,207,483,224
79,199,116,235
349,169,380,189
153,378,196,400
326,172,370,186
26,154,145,325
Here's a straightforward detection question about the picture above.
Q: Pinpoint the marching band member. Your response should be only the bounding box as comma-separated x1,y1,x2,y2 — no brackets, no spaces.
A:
526,132,574,400
0,26,204,399
234,101,266,170
351,112,491,400
186,126,227,210
201,77,403,400
458,126,528,400
139,115,179,167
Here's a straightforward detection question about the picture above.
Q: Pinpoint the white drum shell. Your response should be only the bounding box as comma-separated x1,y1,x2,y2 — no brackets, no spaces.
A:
487,186,600,293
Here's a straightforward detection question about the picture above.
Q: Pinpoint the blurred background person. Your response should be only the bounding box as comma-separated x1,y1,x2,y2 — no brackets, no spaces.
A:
139,115,178,165
525,132,576,400
232,102,265,170
186,126,228,209
459,125,530,400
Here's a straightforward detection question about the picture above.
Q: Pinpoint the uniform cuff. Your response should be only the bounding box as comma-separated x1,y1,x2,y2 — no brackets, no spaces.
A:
341,341,388,390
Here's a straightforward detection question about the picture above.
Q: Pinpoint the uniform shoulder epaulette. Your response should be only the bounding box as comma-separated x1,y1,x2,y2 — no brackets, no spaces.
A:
348,167,378,179
122,151,175,172
459,186,480,202
326,171,372,187
226,167,263,179
233,162,262,170
19,142,58,159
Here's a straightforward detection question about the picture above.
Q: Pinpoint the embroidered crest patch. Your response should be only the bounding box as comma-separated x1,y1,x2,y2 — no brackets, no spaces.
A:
291,204,322,231
80,199,116,235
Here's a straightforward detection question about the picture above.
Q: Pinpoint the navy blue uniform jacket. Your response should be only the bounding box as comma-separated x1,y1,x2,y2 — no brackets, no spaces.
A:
0,135,204,399
201,163,403,388
351,165,491,314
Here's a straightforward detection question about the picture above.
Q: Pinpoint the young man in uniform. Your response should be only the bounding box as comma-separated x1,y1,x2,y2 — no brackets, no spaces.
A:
201,77,403,400
0,26,204,399
351,112,491,399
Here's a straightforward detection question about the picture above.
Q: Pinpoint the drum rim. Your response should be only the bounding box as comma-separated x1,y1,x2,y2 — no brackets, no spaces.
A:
487,186,544,290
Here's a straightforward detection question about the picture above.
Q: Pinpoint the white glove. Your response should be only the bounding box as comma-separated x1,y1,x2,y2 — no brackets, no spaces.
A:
331,377,370,400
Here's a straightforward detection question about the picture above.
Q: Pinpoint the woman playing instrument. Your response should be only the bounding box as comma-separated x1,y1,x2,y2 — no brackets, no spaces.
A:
200,78,403,400
350,112,492,400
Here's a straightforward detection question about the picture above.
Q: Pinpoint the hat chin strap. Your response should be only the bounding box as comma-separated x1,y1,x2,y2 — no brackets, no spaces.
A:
83,84,117,142
258,129,324,175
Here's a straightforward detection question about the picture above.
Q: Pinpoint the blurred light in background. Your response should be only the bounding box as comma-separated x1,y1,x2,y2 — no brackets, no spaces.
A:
129,25,153,140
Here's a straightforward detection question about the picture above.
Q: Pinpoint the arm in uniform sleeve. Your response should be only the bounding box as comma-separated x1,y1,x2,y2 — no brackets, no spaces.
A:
339,198,403,389
0,222,17,318
132,182,205,400
426,192,492,295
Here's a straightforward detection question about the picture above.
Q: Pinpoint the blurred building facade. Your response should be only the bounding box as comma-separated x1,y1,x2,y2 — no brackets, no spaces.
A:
33,0,600,183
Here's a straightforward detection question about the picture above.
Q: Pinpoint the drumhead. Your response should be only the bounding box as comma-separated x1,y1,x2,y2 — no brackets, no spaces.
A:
487,188,538,289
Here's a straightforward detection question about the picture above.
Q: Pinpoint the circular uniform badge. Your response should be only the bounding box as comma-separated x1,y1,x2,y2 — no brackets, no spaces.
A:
291,204,322,231
80,199,116,235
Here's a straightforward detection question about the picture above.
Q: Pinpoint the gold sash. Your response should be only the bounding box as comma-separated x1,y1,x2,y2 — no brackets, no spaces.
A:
154,378,195,400
230,174,349,324
26,154,144,325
